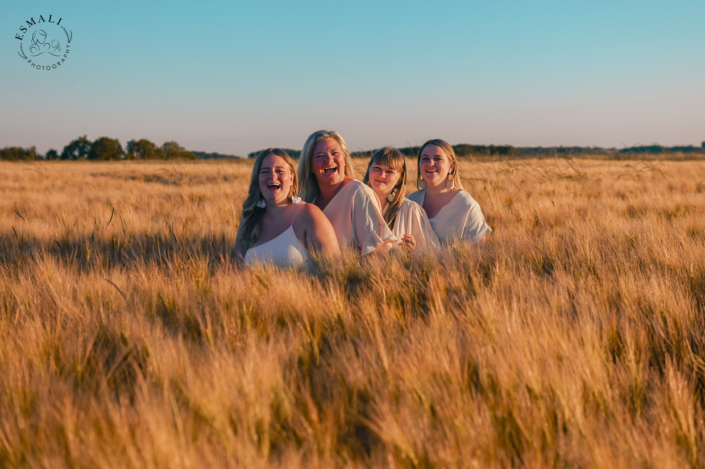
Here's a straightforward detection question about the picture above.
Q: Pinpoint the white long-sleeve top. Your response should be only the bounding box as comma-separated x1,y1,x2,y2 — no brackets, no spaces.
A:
323,180,395,255
407,189,491,244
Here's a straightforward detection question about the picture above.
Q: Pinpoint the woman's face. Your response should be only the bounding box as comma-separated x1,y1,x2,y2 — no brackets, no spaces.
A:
258,154,294,205
368,162,401,200
311,138,346,188
419,144,454,188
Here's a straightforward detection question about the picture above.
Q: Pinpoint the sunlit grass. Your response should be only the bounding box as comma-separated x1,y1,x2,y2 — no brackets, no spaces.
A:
1,158,704,467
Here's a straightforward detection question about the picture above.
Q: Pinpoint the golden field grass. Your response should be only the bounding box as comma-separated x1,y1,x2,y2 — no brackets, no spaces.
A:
1,158,705,468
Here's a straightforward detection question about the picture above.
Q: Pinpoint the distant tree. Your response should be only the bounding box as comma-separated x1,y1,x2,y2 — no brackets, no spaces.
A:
191,151,242,159
125,140,136,159
619,145,664,154
61,136,91,160
126,139,165,159
88,137,125,160
162,141,196,160
396,147,421,158
453,144,517,157
0,146,37,161
45,149,59,160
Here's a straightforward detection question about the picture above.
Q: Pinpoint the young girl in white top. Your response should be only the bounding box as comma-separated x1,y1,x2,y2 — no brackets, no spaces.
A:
234,149,340,267
362,147,439,251
297,130,395,255
407,139,491,244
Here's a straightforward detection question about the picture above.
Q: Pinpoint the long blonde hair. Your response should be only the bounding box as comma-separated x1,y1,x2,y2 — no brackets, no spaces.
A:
417,139,465,191
297,130,354,203
234,149,298,256
363,147,406,229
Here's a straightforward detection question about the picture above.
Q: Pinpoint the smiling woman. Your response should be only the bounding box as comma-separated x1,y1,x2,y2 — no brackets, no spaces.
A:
363,147,438,251
234,148,340,267
407,139,491,244
297,130,395,255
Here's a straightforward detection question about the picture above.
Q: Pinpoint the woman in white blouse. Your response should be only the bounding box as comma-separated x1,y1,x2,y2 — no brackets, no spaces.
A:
362,147,439,251
298,130,395,255
234,148,340,267
407,139,491,244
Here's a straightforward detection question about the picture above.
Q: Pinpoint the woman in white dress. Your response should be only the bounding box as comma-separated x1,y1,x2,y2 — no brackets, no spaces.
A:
407,139,491,244
297,130,395,255
234,148,340,267
362,147,439,251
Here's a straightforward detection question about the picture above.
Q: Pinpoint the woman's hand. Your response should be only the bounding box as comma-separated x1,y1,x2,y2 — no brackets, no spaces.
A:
400,234,417,251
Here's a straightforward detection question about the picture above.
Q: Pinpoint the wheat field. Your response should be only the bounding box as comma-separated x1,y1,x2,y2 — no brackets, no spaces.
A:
1,158,704,468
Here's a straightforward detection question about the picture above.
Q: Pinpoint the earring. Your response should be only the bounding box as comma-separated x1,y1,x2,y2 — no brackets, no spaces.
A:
446,173,455,190
387,189,396,203
256,199,267,208
291,196,302,204
417,176,426,190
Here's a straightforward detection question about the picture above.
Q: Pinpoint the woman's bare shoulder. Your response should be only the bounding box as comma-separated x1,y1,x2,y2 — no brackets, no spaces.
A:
297,202,328,223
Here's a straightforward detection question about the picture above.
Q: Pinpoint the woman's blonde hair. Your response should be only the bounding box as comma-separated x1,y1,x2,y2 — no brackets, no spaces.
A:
362,147,406,229
234,148,298,257
417,139,465,191
297,130,354,203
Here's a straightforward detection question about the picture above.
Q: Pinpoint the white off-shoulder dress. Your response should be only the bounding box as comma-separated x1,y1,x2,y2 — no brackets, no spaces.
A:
407,189,491,244
390,199,439,251
323,180,395,255
245,204,310,267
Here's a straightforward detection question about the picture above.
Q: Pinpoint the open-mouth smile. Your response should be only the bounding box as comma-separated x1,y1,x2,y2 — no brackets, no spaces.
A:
323,166,338,175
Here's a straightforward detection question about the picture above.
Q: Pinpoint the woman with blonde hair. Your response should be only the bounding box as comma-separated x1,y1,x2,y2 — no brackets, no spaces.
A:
362,147,438,251
297,130,395,255
235,148,340,267
407,139,491,244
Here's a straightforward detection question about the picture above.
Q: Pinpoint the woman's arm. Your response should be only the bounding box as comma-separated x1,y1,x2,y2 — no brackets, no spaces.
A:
298,204,341,257
404,200,439,251
463,200,492,245
353,186,397,255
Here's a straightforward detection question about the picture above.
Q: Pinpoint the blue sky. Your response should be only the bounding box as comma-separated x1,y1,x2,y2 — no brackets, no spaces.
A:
1,0,704,156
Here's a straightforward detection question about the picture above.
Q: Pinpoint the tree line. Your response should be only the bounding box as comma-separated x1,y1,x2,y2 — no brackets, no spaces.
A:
249,143,705,160
0,136,196,161
3,139,704,162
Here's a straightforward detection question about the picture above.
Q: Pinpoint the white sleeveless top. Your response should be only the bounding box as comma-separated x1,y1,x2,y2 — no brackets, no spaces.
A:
245,205,310,268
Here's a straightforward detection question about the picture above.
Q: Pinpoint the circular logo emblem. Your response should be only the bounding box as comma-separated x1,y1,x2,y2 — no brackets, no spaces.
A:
15,15,72,70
